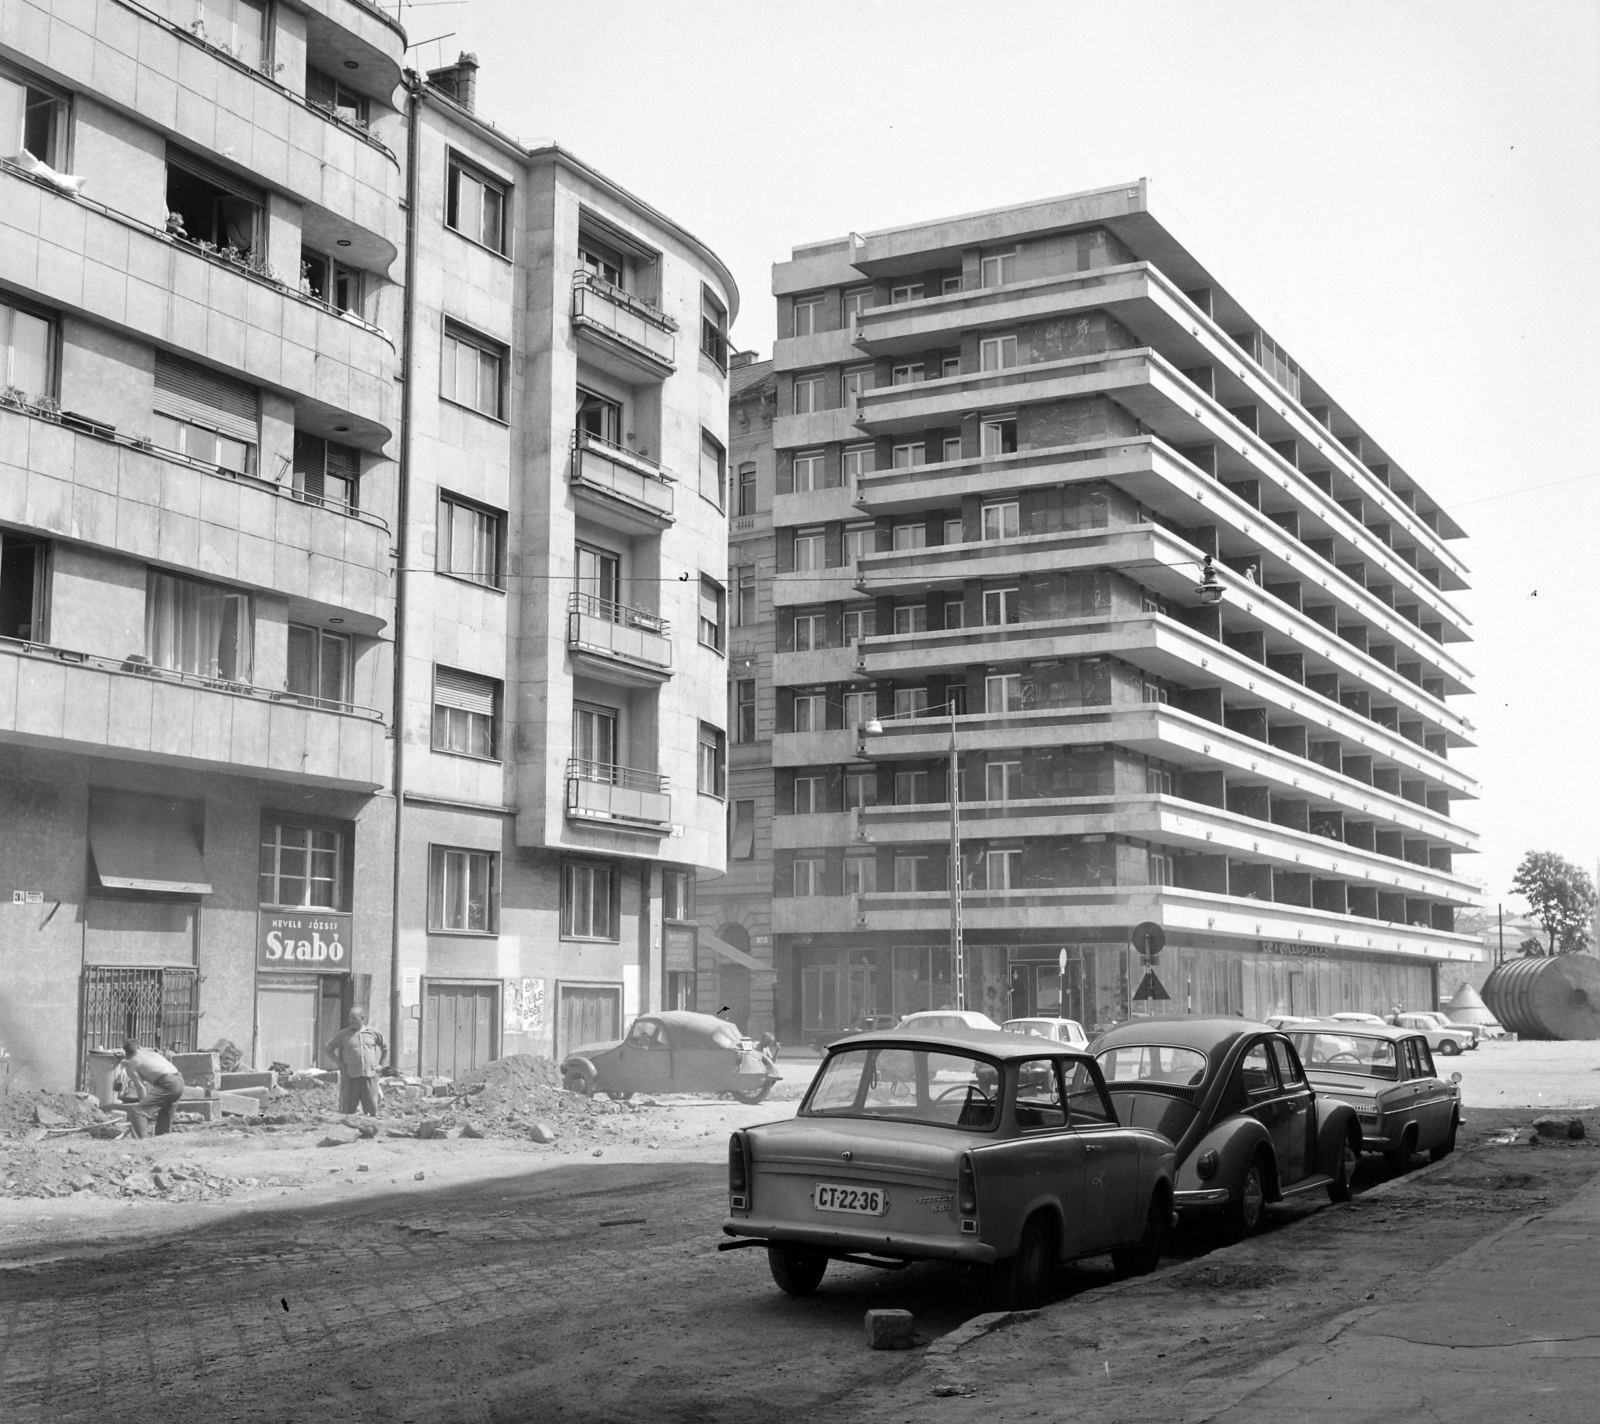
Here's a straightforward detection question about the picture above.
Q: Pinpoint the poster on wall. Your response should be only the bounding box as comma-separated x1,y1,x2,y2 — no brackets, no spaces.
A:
257,912,353,972
504,977,545,1033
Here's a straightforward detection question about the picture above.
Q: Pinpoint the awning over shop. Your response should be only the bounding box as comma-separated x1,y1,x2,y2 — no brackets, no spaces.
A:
700,932,777,976
88,792,212,895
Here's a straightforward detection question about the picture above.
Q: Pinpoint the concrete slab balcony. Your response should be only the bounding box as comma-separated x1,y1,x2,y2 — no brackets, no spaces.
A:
566,593,672,686
564,759,672,833
569,433,675,531
571,272,676,382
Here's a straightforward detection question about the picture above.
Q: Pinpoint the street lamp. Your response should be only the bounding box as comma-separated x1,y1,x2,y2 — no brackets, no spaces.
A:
863,700,965,1012
1194,555,1225,607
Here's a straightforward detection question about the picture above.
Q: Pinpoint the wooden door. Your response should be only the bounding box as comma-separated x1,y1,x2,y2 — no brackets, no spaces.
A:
558,983,621,1060
422,981,498,1080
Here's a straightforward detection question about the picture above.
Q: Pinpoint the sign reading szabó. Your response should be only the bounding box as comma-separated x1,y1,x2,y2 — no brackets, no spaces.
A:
258,912,353,971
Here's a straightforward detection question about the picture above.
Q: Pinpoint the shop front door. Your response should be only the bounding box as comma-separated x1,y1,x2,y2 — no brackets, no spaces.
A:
423,981,498,1080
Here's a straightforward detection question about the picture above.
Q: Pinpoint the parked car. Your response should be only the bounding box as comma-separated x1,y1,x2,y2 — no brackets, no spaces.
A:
1002,1017,1090,1049
1329,1012,1390,1025
1093,1017,1360,1237
1264,1015,1324,1031
836,1014,903,1038
896,1009,1003,1034
1389,1011,1477,1055
1286,1023,1462,1168
561,1011,780,1104
722,1028,1176,1307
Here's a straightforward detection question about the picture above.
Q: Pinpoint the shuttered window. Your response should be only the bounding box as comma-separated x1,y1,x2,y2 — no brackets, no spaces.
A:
699,429,725,509
292,433,359,512
153,355,258,476
432,666,500,759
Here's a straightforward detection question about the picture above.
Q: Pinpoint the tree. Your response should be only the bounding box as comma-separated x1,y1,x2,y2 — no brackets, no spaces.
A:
1510,852,1598,956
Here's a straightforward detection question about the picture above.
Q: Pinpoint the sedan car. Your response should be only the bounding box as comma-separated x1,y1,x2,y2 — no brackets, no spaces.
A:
1003,1017,1090,1049
561,1010,780,1104
721,1029,1175,1307
836,1014,903,1038
1389,1011,1477,1055
897,1009,1003,1034
1289,1024,1462,1167
1094,1017,1360,1238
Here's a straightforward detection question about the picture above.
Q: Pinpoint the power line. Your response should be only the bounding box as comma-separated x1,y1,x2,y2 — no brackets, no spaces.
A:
1443,470,1598,512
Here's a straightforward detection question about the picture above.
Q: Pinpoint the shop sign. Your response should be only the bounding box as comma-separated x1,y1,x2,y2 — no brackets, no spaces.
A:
1261,940,1329,959
258,912,353,971
665,927,696,972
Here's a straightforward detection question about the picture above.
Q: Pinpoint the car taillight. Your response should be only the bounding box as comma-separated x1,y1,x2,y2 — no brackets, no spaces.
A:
728,1131,749,1209
957,1153,978,1218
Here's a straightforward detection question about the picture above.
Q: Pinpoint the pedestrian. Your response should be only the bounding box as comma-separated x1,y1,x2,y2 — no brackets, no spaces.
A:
119,1039,186,1138
324,1010,387,1116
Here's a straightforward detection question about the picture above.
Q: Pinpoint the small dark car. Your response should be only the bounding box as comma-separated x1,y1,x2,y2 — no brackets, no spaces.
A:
562,1010,780,1104
1094,1017,1360,1236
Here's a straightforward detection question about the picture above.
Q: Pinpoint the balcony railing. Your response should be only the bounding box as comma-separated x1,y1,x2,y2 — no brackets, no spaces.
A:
566,592,673,676
565,758,672,831
570,432,676,523
572,271,676,372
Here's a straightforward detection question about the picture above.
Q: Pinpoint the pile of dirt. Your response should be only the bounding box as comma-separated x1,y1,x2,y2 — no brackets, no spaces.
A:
458,1053,563,1095
0,1091,112,1139
0,1144,293,1200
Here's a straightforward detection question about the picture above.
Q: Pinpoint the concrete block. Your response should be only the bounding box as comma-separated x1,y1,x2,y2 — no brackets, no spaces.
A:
318,1127,360,1147
216,1093,261,1117
172,1052,220,1080
865,1310,916,1350
1533,1115,1585,1140
529,1122,557,1144
220,1072,277,1091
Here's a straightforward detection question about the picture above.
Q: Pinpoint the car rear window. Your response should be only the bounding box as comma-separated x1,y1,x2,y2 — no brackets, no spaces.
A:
1096,1044,1207,1087
802,1046,1001,1131
1292,1032,1399,1080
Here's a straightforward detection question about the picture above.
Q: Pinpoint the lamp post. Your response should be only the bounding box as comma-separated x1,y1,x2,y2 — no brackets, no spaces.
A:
864,699,964,1011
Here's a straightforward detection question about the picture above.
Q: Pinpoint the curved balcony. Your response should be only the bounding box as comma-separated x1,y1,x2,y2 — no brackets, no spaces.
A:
569,432,675,532
572,272,676,382
0,636,386,790
566,592,672,686
565,759,672,833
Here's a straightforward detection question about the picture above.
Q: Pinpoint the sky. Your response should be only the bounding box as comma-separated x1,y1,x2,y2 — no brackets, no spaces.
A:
393,0,1600,910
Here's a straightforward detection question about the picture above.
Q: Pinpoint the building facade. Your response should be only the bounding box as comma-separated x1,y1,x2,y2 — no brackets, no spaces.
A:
767,183,1480,1043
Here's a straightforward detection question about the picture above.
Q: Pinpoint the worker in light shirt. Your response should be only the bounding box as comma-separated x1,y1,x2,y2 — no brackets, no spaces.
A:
118,1039,186,1138
324,1010,388,1116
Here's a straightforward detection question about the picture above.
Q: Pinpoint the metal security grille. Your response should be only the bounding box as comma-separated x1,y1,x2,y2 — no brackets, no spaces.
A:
79,967,200,1088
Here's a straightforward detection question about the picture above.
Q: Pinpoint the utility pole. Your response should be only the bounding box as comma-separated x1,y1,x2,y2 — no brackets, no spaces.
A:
1497,902,1504,967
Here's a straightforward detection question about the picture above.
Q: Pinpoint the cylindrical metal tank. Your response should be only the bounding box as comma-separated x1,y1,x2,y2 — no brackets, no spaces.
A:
1482,956,1600,1040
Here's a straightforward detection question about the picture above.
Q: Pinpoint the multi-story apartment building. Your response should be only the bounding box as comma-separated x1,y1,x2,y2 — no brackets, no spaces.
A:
398,59,737,1074
768,183,1480,1043
1,0,407,1089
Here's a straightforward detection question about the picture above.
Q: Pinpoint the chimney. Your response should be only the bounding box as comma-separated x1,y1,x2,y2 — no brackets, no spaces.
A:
729,350,757,370
426,52,480,112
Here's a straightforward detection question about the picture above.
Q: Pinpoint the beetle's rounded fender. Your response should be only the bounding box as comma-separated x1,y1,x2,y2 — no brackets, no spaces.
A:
1178,1115,1274,1198
1313,1098,1360,1174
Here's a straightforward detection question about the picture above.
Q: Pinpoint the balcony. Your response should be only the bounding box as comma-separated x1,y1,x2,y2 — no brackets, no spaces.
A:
571,272,676,381
568,432,676,532
566,593,672,686
565,759,672,833
0,637,387,790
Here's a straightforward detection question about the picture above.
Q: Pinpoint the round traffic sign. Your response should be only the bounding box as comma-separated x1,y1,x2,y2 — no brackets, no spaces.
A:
1130,921,1165,959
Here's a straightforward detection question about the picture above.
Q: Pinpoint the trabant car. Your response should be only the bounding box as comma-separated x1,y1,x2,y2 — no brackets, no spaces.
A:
721,1029,1175,1307
1389,1012,1476,1056
1094,1018,1360,1237
561,1011,780,1104
1288,1024,1462,1168
1002,1017,1090,1049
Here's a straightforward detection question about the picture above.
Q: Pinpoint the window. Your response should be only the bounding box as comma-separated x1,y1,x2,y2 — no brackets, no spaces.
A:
942,437,963,462
737,462,757,516
562,860,615,939
943,517,964,544
843,366,874,403
792,450,824,492
793,529,825,571
844,287,875,323
432,666,500,759
699,575,725,653
985,673,1023,712
1239,1042,1277,1094
792,611,825,651
576,543,621,609
980,250,1017,287
438,494,503,587
701,286,729,369
0,296,54,400
194,0,267,69
941,275,963,295
844,769,877,808
893,855,927,890
890,363,925,386
793,858,824,897
1146,766,1174,796
942,598,964,630
1016,1059,1067,1129
0,534,46,641
700,430,726,509
792,372,825,415
577,235,623,287
891,443,926,469
442,322,505,419
793,295,824,336
259,821,346,909
286,624,350,709
1,61,70,169
576,387,622,445
735,565,757,626
305,65,368,126
292,433,359,512
573,702,617,773
984,587,1020,625
845,854,877,895
146,571,251,681
735,679,756,743
844,525,875,568
663,869,694,922
792,689,825,733
843,447,875,490
731,800,756,859
793,775,824,815
1148,851,1173,886
985,760,1021,802
153,353,258,476
941,356,961,379
890,283,924,304
980,419,1018,457
299,247,363,315
1142,681,1170,705
166,151,262,255
894,687,929,719
894,772,927,806
987,848,1022,889
431,846,497,933
843,605,875,642
892,603,928,635
698,723,726,797
979,335,1018,371
447,154,507,254
982,501,1020,540
892,523,925,551
843,689,877,727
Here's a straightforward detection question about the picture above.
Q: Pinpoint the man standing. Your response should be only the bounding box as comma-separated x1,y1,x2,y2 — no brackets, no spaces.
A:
324,1009,387,1116
119,1039,186,1138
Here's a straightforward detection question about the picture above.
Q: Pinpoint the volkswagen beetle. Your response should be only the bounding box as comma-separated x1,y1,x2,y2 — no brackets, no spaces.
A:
561,1010,780,1104
1093,1017,1360,1237
720,1028,1175,1307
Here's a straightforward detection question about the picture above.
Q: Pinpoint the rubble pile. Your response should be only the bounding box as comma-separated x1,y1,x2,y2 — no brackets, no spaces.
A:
0,1091,108,1139
0,1145,291,1200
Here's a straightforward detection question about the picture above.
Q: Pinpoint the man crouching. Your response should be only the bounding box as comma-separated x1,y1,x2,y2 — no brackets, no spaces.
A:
119,1039,186,1138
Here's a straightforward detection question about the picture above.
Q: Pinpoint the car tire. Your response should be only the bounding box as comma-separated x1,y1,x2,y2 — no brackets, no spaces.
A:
1385,1127,1417,1173
1438,1039,1462,1057
767,1243,828,1297
1112,1190,1168,1278
562,1070,594,1097
605,1090,633,1103
1429,1114,1459,1163
1223,1155,1269,1241
993,1212,1054,1309
731,1083,774,1106
1328,1129,1359,1203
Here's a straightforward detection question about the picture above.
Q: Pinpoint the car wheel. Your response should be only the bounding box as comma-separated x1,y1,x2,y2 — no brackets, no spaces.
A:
1438,1039,1462,1057
1112,1190,1168,1278
767,1243,828,1297
605,1089,633,1103
1429,1114,1459,1163
1384,1126,1417,1173
731,1082,774,1106
1328,1129,1359,1203
993,1212,1054,1309
1223,1155,1268,1241
562,1070,594,1097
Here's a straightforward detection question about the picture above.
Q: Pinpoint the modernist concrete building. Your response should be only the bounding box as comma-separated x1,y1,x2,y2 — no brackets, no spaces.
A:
0,0,406,1089
767,183,1480,1043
